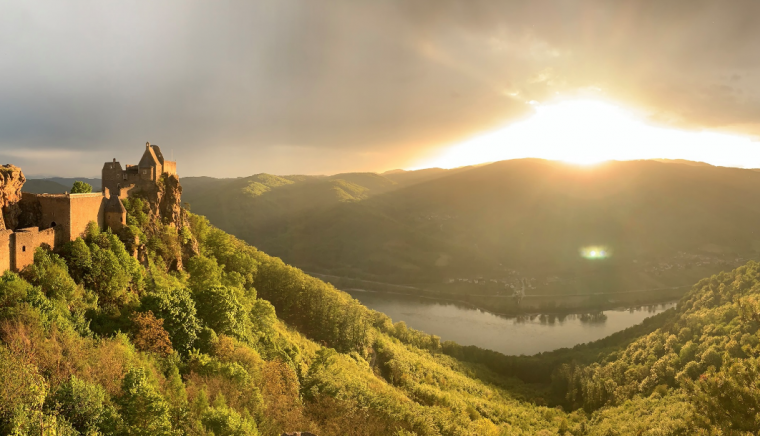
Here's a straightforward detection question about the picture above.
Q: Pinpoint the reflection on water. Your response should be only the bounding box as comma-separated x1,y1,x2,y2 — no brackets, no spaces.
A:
347,290,677,356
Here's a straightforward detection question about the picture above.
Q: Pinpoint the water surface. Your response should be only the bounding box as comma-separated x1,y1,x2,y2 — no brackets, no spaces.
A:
348,290,677,356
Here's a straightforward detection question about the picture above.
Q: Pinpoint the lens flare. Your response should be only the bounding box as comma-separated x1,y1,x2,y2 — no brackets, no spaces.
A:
581,246,609,259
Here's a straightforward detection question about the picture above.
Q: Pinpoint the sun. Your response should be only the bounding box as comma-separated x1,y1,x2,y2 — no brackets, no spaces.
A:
411,99,760,170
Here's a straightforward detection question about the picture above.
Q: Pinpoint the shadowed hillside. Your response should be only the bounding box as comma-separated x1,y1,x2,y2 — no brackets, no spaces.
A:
22,179,69,194
23,178,102,194
183,159,760,309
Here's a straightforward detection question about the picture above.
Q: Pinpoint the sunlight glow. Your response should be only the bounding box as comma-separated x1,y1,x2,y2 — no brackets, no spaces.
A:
413,100,760,169
581,246,609,260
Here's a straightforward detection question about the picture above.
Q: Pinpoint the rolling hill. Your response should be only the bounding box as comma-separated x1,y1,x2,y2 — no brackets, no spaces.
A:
22,177,102,194
22,179,70,194
183,159,760,274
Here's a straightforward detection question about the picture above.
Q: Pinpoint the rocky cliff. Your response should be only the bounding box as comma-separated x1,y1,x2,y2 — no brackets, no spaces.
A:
0,165,26,230
136,173,199,269
159,174,183,227
141,173,183,227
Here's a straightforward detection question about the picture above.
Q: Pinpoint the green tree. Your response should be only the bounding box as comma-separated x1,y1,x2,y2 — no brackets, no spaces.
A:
688,358,760,432
187,255,223,293
88,245,132,306
0,347,48,434
250,299,277,338
117,367,173,436
61,238,93,284
202,404,258,436
21,248,78,303
141,287,202,354
50,376,111,434
71,180,93,194
194,285,249,338
0,270,33,309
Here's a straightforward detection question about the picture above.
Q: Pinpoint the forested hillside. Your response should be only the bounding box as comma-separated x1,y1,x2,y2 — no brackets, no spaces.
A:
182,159,760,311
1,192,759,434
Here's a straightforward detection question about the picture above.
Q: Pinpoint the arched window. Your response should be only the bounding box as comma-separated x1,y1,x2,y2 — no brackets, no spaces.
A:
50,221,56,228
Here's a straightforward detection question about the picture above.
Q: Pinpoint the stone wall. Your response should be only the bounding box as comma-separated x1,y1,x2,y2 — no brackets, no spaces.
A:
101,160,124,197
2,192,105,273
69,193,106,240
13,228,37,271
163,161,177,176
10,227,58,271
32,194,72,246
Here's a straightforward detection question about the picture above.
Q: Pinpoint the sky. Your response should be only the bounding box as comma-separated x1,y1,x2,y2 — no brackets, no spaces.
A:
1,1,760,178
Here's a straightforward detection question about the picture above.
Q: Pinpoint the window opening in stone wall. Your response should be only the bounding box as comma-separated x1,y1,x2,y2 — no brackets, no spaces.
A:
50,222,56,227
22,246,26,252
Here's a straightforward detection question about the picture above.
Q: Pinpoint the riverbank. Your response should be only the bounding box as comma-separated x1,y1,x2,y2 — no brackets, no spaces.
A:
311,272,688,316
345,287,681,319
345,288,678,355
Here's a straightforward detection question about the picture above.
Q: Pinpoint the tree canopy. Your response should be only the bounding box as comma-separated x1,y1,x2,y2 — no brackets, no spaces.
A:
71,180,93,194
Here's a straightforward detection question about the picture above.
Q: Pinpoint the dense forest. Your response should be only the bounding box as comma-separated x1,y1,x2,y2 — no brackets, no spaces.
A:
1,194,759,434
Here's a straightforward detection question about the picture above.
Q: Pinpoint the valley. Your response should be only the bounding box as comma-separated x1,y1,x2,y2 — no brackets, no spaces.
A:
183,158,760,314
345,289,678,355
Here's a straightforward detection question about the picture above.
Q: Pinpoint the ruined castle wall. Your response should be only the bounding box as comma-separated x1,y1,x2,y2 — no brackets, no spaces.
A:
163,161,177,176
0,229,12,272
69,194,106,240
12,228,37,271
105,211,126,232
118,184,138,200
38,227,56,249
29,194,71,246
102,161,124,197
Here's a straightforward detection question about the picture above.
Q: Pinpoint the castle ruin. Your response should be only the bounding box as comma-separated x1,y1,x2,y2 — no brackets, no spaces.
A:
0,142,179,272
102,142,177,200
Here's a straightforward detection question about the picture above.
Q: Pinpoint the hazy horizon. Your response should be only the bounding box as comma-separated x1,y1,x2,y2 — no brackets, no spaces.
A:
22,156,745,181
2,1,760,177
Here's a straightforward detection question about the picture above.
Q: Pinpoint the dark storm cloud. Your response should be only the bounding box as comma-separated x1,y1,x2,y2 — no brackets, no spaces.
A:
1,1,759,177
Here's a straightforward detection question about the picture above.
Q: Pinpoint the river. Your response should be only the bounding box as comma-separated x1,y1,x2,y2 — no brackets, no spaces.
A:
347,290,678,356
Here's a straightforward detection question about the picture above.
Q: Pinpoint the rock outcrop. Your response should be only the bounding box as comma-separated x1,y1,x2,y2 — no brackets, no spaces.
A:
0,164,26,230
159,174,183,226
141,173,183,228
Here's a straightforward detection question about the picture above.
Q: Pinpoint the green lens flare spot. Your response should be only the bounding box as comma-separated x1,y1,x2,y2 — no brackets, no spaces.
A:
581,246,609,259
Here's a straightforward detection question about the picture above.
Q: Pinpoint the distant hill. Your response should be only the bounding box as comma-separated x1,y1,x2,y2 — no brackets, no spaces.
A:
47,177,102,191
182,172,404,232
23,177,101,193
22,179,70,194
651,158,714,167
182,159,760,287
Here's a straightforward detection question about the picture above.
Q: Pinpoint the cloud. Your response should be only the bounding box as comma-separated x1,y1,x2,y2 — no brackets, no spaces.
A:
0,0,758,176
